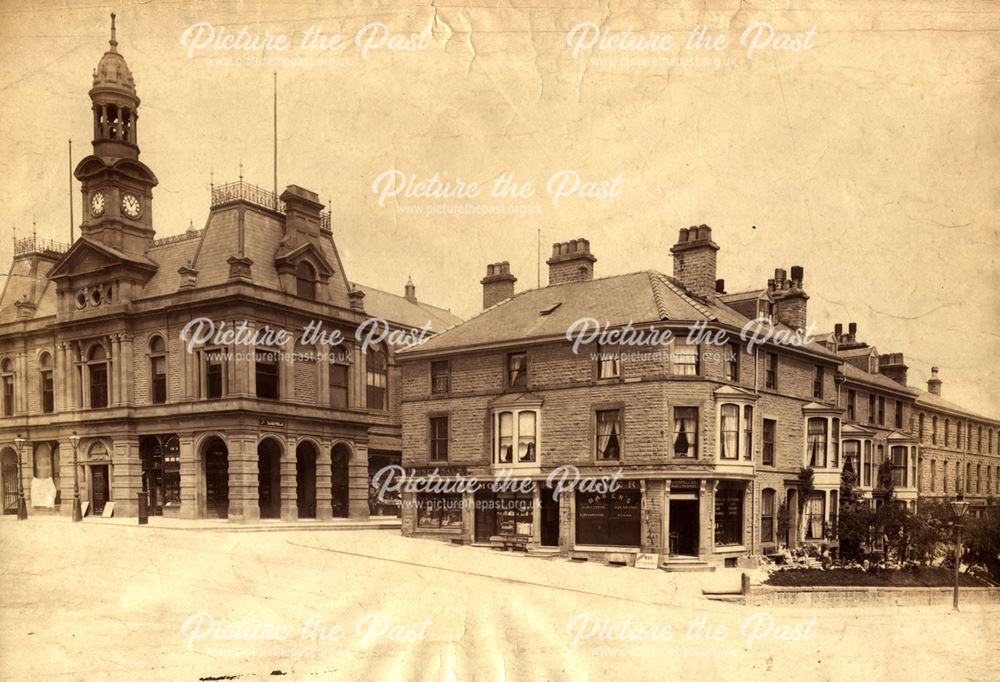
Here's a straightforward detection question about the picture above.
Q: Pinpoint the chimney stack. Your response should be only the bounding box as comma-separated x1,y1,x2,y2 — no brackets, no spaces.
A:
481,261,517,309
404,276,416,303
927,366,942,396
878,352,909,386
766,265,808,330
670,225,720,300
547,238,596,285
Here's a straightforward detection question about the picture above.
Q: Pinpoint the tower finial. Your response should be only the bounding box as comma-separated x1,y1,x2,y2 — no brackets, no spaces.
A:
110,13,118,50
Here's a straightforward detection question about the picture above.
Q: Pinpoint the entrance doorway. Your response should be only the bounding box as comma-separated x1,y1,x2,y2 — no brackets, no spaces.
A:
1,448,17,515
540,485,560,547
669,499,699,556
296,442,317,519
331,444,350,518
203,437,229,519
258,439,282,519
91,464,110,515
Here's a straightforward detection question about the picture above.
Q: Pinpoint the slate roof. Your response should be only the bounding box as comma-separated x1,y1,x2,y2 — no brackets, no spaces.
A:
1,204,461,332
404,270,838,358
840,362,918,395
912,387,1000,425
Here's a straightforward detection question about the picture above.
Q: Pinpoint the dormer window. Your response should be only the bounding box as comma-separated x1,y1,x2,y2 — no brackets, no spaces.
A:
296,261,317,300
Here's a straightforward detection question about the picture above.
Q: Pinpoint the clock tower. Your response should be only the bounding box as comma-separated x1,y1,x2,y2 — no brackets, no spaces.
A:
74,13,158,255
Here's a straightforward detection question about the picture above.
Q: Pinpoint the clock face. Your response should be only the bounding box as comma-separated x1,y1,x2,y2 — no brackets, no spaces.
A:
121,193,142,219
90,192,105,216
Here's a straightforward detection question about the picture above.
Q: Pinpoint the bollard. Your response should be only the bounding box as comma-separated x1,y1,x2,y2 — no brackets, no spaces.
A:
137,491,148,525
741,572,751,596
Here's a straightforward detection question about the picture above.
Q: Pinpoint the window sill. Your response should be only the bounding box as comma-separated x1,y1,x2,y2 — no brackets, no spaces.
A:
713,545,746,554
572,545,640,553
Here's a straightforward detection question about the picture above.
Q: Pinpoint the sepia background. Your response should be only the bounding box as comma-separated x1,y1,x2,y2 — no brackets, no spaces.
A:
0,0,997,414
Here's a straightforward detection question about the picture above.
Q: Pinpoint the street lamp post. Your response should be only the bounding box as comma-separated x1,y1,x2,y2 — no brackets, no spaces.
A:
69,432,82,522
950,493,971,611
13,435,27,520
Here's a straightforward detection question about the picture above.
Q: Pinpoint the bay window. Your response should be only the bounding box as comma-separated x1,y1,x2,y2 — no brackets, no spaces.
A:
807,418,827,468
864,440,873,487
720,404,739,460
843,440,860,478
493,408,539,467
890,446,908,487
673,407,698,458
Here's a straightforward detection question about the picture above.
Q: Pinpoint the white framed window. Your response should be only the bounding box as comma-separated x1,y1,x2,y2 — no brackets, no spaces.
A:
492,408,539,467
596,343,620,379
717,401,754,461
672,341,700,376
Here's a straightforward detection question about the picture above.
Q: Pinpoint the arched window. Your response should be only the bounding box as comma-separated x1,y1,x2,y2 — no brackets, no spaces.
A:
931,416,938,445
761,488,776,544
945,419,951,447
977,426,983,453
918,413,925,442
956,421,962,449
87,344,109,408
296,261,316,300
1,357,14,417
149,335,167,404
366,346,387,410
38,351,54,413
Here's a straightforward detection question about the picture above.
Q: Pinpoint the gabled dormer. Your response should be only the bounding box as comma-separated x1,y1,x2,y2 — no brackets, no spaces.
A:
274,241,335,301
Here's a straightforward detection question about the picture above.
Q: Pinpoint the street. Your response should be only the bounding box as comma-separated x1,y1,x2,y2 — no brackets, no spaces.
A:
1,518,997,681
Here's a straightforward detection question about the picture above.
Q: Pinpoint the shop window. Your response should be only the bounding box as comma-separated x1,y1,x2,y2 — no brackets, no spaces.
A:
714,483,744,546
673,407,698,458
575,486,641,547
430,360,450,394
595,409,622,461
416,493,463,529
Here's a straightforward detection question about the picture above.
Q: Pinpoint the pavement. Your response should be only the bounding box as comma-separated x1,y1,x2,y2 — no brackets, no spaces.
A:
1,517,998,681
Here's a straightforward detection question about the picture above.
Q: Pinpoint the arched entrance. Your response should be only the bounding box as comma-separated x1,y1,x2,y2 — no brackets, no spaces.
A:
1,448,17,515
202,436,229,519
296,441,317,519
331,443,351,518
258,437,282,519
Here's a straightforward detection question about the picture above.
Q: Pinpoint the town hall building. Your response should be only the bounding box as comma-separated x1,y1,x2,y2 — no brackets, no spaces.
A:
0,15,460,522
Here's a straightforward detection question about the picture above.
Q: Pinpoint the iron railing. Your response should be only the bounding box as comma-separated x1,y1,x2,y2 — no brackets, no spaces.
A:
210,179,332,233
13,236,69,258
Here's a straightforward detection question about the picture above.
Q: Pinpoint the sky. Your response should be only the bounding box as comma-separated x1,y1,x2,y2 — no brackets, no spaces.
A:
0,0,997,416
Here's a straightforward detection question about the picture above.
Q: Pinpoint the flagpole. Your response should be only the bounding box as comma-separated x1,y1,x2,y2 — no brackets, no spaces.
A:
273,71,278,198
68,139,74,243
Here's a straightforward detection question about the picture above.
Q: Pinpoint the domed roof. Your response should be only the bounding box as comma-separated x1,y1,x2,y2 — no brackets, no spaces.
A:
91,13,136,97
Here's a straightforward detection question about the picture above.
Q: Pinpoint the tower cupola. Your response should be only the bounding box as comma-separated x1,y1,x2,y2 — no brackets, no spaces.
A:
90,13,140,159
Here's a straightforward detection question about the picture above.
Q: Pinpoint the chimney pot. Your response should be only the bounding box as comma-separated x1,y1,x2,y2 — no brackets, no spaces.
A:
848,322,857,336
791,265,804,286
715,278,725,294
834,323,843,337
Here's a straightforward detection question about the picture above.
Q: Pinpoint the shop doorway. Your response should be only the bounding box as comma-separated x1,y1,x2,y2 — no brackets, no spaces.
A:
474,489,496,542
258,438,282,519
91,464,110,515
296,442,317,519
669,499,699,556
203,437,229,519
1,448,17,514
540,485,560,547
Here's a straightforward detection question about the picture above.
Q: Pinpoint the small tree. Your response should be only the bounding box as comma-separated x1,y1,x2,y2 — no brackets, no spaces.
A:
963,511,1000,580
